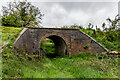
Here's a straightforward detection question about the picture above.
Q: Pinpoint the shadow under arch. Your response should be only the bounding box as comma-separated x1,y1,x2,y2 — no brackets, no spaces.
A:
39,33,69,57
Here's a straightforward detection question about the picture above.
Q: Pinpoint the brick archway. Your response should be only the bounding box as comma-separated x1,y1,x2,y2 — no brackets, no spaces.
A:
14,28,108,56
39,33,70,56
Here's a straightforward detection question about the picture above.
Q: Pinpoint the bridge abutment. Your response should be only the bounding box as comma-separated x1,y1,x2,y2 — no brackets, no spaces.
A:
14,27,108,57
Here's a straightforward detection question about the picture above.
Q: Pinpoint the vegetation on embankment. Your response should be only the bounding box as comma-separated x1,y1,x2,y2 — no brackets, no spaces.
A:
61,15,120,52
80,28,120,52
1,26,119,78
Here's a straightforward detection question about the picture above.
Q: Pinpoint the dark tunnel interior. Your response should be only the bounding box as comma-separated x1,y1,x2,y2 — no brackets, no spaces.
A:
40,35,67,58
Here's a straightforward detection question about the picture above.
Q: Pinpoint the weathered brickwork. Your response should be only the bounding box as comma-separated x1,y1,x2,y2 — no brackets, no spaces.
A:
14,27,108,56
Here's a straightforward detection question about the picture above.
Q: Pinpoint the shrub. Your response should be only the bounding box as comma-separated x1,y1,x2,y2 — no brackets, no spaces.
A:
90,39,94,43
83,45,88,49
97,52,108,59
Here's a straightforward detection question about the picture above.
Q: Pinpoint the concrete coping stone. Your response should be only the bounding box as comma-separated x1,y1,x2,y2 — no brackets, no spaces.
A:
13,28,28,45
26,27,79,30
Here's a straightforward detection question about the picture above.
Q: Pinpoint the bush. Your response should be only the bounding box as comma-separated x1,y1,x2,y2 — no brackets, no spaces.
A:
97,52,108,59
83,45,88,49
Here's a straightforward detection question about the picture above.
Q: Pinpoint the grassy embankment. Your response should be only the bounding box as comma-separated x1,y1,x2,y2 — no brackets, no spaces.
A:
1,26,119,78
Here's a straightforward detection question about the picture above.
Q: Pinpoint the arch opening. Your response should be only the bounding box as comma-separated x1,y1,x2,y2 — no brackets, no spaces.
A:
40,35,67,58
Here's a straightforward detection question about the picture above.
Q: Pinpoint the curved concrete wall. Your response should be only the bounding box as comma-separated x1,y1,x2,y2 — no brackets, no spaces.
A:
14,27,108,55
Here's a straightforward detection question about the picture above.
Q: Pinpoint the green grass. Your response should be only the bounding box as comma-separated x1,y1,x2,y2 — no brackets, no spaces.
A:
41,39,55,55
0,26,3,79
2,50,119,78
1,26,119,78
1,26,23,42
1,26,23,78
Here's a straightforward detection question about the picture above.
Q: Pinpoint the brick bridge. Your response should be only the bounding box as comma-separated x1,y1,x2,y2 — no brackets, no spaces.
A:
14,27,108,56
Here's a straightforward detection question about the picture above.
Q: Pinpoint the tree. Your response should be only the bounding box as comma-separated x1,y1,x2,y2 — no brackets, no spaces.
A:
87,23,93,30
102,22,106,31
1,0,44,27
88,23,91,29
106,14,119,31
61,25,69,28
70,24,83,29
105,14,119,41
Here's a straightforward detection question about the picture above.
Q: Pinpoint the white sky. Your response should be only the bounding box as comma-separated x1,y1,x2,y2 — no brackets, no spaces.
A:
0,0,119,28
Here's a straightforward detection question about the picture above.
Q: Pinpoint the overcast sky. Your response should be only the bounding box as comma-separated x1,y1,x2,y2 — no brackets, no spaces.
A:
0,0,119,28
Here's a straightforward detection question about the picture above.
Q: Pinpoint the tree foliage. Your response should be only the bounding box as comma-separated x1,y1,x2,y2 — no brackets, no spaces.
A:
87,23,94,30
61,14,120,51
61,24,83,29
1,0,44,27
106,14,119,31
